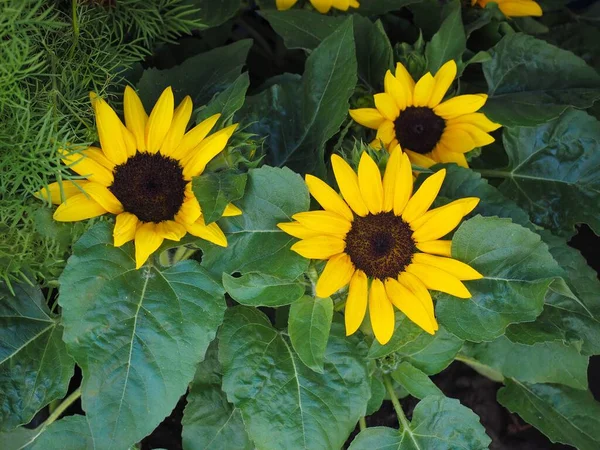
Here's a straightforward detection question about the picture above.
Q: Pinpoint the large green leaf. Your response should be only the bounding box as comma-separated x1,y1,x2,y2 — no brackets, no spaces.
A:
492,109,600,236
391,362,443,400
0,282,73,431
195,72,250,128
59,222,226,450
498,380,600,450
353,15,393,91
238,18,357,175
192,0,240,28
192,170,247,224
461,336,588,390
506,231,600,355
369,315,463,375
182,342,252,450
219,306,371,450
424,0,466,74
0,415,93,450
349,396,491,449
288,296,333,373
482,33,600,126
137,40,252,107
200,166,309,307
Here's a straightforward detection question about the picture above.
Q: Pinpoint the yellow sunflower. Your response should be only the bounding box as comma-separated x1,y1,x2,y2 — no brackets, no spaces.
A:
276,0,359,13
278,149,483,344
349,60,501,168
36,86,241,269
472,0,542,17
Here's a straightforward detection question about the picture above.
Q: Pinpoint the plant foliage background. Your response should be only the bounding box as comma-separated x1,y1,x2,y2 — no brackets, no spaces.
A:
1,0,600,449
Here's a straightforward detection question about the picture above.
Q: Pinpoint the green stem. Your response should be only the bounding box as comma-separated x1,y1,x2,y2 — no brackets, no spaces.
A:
359,416,367,431
382,373,410,432
306,264,319,297
71,0,79,48
43,387,82,429
474,169,509,179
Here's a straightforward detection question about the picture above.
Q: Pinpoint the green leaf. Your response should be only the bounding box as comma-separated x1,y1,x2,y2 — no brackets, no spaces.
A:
182,342,252,450
482,33,600,126
349,396,491,449
195,72,250,128
436,216,563,342
424,0,466,73
192,0,240,28
0,282,73,431
498,380,600,450
493,109,600,236
192,170,247,224
137,40,252,107
219,306,371,450
26,416,93,450
365,375,386,416
369,315,463,375
357,0,424,15
59,222,226,450
391,362,443,400
288,296,333,373
506,231,600,355
461,336,588,390
239,18,357,175
200,166,309,307
354,16,393,91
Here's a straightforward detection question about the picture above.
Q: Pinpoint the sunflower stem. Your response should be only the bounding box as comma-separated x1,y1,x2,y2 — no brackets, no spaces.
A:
359,416,367,431
382,373,410,432
41,387,82,429
307,264,319,297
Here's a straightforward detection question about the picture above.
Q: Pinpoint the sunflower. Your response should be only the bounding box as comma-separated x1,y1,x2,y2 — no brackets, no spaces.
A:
36,86,241,269
472,0,542,17
349,60,501,169
276,0,359,14
278,149,482,344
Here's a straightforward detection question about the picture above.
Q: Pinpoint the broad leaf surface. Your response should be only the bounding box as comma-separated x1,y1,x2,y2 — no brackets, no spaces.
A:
219,306,371,450
192,170,247,224
59,222,226,450
192,0,240,28
391,362,443,400
353,16,393,91
425,0,466,74
0,282,73,431
195,72,250,128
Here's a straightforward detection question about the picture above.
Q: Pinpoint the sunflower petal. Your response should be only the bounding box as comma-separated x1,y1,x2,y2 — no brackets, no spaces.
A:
175,195,202,225
382,145,401,211
398,271,437,326
445,122,495,148
376,121,395,145
404,149,437,169
186,217,227,247
92,95,129,165
61,149,114,186
431,145,469,167
114,212,139,247
402,169,446,223
124,86,148,151
412,253,483,280
223,203,242,217
170,113,221,160
182,124,238,179
157,220,187,241
393,152,414,215
305,174,354,221
345,270,368,336
499,1,543,17
410,197,479,230
35,180,89,205
384,70,409,111
412,197,479,242
292,210,352,237
145,87,175,153
160,96,193,156
349,108,386,129
290,236,345,259
84,182,123,214
412,73,435,107
84,146,116,171
395,63,415,105
428,60,457,107
358,152,384,214
446,112,501,132
315,253,355,298
277,222,322,239
385,277,436,335
276,0,298,10
53,193,107,222
439,128,477,153
134,222,164,269
434,94,487,119
374,93,400,121
415,240,452,257
331,154,369,216
369,279,395,345
406,262,471,298
311,0,331,13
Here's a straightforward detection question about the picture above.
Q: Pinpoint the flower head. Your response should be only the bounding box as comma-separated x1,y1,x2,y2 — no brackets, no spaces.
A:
276,0,359,14
349,60,501,169
278,149,483,344
37,86,241,269
472,0,542,17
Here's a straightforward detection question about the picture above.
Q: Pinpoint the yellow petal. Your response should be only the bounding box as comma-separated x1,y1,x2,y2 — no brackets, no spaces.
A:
406,263,471,298
223,203,242,217
276,0,298,10
395,63,415,105
84,146,116,171
345,270,368,336
402,169,446,223
277,222,322,239
431,145,469,167
53,193,107,222
331,154,369,217
182,124,238,179
156,220,187,241
134,222,164,269
412,73,435,107
404,149,437,169
439,128,477,153
445,122,495,148
349,108,386,130
446,112,500,132
358,152,384,214
292,210,352,237
332,0,350,10
175,194,202,225
374,93,400,121
84,182,123,214
311,0,332,13
290,236,345,259
428,60,457,107
385,277,436,334
114,212,139,247
315,253,355,298
170,113,221,160
499,1,542,17
382,145,401,212
186,217,227,247
398,271,436,324
412,253,483,280
393,152,414,215
35,180,89,205
146,87,174,153
376,121,395,145
369,279,395,345
415,240,452,257
93,95,129,165
160,96,193,156
305,174,354,221
61,149,114,186
384,70,409,111
412,198,479,242
434,94,487,120
124,85,148,151
121,123,137,158
410,197,479,230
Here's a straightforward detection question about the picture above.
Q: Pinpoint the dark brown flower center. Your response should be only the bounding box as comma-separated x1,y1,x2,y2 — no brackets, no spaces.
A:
394,106,446,155
109,152,187,223
344,212,416,280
